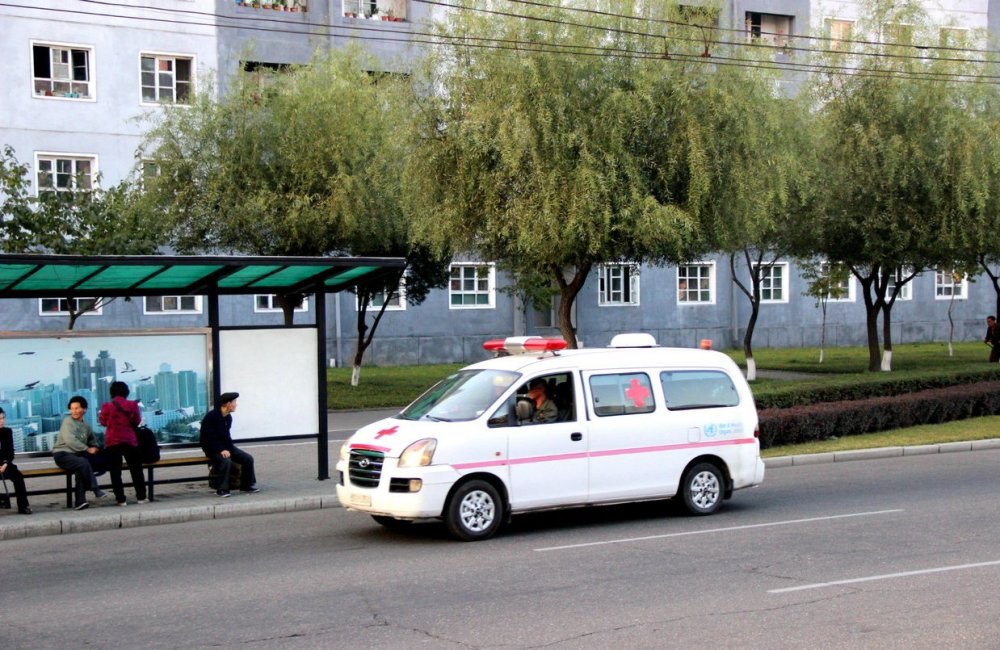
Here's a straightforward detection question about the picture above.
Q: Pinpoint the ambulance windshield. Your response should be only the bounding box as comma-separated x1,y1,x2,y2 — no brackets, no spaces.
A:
399,369,519,422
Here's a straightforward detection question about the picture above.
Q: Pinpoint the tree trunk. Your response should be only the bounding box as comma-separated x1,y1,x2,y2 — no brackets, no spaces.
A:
552,262,591,349
980,258,1000,319
948,291,957,357
856,271,881,372
819,298,828,364
351,274,401,386
730,251,764,382
275,293,306,327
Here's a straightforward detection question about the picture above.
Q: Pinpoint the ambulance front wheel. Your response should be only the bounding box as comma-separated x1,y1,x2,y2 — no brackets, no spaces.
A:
679,462,724,515
445,479,503,541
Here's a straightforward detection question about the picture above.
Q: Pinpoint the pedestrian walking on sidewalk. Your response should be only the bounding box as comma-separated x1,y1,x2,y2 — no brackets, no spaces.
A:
985,316,1000,363
98,381,148,506
0,407,31,514
200,392,259,497
53,396,105,510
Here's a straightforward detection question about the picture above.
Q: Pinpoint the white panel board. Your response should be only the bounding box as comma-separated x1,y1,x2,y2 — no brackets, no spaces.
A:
219,328,319,439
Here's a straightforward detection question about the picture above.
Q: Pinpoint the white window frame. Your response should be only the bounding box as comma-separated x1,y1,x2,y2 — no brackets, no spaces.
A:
887,267,913,301
38,297,103,317
449,263,495,309
255,294,310,313
935,270,967,300
756,262,789,304
357,277,406,312
677,262,716,305
139,52,194,106
31,40,95,101
820,262,855,302
143,295,203,314
35,152,97,193
598,263,640,307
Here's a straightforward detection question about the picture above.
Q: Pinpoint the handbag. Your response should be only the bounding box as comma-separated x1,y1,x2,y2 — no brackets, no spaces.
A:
115,400,160,464
86,448,107,476
208,460,241,489
0,470,9,509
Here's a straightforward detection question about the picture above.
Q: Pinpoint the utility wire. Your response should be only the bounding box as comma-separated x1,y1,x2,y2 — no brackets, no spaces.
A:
6,1,999,86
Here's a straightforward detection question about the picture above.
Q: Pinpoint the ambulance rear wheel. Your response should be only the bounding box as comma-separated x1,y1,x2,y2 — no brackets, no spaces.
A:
445,480,503,541
679,462,723,515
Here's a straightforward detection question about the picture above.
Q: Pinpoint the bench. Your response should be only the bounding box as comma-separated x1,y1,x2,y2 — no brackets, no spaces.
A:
20,455,211,508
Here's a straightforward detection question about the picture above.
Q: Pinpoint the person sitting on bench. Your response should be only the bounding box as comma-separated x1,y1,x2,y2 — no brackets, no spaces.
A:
53,396,106,510
199,392,259,498
0,407,31,515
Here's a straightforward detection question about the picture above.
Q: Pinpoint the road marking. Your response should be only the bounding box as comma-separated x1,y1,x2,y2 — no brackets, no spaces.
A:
534,509,904,552
769,559,1000,594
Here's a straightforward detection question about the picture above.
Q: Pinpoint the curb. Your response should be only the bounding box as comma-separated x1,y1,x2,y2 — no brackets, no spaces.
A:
763,438,1000,468
0,494,344,541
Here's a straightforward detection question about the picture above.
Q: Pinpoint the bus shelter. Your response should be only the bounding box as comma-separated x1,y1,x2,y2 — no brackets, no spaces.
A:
0,253,405,479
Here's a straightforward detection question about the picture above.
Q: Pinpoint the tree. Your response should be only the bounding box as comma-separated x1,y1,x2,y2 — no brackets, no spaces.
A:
692,61,813,380
406,1,710,347
804,0,991,371
0,145,161,329
142,49,448,382
800,260,849,363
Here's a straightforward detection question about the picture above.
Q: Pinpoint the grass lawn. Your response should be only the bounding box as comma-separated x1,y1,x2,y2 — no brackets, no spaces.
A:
328,363,462,409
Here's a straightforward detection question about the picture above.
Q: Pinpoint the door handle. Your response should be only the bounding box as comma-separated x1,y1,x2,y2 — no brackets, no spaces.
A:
571,432,583,441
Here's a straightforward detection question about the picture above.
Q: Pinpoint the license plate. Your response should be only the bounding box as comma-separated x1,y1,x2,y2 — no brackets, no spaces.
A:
351,493,371,507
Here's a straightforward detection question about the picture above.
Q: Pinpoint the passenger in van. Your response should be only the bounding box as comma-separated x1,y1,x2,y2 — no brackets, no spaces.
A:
527,378,558,423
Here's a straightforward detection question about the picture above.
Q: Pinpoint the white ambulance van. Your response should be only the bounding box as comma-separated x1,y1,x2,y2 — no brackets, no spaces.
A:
335,333,764,541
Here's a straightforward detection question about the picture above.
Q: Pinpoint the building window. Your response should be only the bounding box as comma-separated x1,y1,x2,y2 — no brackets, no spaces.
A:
678,263,714,304
32,42,93,99
39,297,102,316
757,263,788,303
449,264,495,309
598,264,639,306
821,262,854,302
939,28,969,49
343,0,405,20
144,295,202,314
888,268,912,301
36,154,95,192
825,18,853,51
255,294,309,313
935,270,967,300
885,23,914,46
746,12,793,48
141,54,193,104
358,278,406,311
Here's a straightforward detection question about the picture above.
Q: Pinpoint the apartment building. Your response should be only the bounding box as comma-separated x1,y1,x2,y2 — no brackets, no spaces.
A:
1,1,999,366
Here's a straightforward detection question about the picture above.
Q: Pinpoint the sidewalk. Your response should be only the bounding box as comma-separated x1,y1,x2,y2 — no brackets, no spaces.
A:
2,408,998,541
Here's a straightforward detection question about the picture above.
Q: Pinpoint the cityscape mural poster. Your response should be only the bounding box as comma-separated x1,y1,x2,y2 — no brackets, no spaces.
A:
0,329,210,453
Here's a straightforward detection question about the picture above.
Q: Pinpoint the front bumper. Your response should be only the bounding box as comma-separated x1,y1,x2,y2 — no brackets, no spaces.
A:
334,457,462,520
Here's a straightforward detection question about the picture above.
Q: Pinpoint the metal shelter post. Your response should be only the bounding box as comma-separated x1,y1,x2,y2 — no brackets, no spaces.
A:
316,290,329,480
208,292,221,401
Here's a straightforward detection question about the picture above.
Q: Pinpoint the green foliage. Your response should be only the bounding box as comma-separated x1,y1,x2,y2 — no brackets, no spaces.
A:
0,145,160,255
406,1,715,344
758,382,1000,448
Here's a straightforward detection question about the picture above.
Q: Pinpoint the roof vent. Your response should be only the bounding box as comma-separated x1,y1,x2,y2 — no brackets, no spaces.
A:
609,333,657,348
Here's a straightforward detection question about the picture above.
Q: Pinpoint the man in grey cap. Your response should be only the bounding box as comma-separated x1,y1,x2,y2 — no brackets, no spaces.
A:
199,392,259,497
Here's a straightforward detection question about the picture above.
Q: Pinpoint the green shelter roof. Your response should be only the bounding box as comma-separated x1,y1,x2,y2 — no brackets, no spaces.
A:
0,254,405,299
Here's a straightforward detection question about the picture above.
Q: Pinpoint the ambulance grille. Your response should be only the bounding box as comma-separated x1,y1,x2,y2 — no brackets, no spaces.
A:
349,450,384,488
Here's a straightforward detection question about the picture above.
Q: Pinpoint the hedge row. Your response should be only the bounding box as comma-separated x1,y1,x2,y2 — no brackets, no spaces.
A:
753,368,1000,410
757,381,1000,449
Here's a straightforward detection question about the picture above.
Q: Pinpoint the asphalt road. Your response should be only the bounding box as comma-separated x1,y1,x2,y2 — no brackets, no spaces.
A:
3,450,1000,649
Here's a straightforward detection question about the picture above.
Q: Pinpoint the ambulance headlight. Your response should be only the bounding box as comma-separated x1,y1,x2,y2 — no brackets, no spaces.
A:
339,441,350,462
398,438,437,468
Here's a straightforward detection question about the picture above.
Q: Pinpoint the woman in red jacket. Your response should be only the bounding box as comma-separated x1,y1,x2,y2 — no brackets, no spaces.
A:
98,381,148,506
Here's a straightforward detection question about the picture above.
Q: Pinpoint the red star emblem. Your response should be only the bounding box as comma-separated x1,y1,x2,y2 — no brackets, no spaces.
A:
624,378,651,408
375,425,399,439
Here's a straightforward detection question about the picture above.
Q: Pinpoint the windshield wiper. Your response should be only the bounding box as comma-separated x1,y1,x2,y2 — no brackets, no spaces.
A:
422,414,453,422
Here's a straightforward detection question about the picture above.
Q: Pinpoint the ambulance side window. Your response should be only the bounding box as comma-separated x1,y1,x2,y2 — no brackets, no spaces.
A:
660,371,739,410
589,373,655,417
